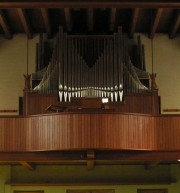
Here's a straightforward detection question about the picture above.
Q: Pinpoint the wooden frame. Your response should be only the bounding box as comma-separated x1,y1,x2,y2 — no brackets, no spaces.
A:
67,189,115,193
14,191,44,193
137,189,168,193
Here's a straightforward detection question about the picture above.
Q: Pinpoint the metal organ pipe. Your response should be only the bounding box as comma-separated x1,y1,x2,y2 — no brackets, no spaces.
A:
34,26,149,102
54,27,150,102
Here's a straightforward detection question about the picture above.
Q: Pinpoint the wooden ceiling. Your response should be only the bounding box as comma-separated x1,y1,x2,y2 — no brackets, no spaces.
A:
0,0,179,39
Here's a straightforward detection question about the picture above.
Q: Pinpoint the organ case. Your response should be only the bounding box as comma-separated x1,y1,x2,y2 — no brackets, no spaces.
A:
24,27,159,115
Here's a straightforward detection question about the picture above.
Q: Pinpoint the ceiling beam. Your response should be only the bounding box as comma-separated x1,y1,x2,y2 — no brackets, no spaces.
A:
0,1,180,8
169,9,180,38
149,8,163,39
0,10,12,39
17,8,32,38
19,161,36,170
87,8,94,32
129,8,139,38
64,8,72,32
95,150,180,161
0,150,179,162
40,8,52,38
109,8,117,32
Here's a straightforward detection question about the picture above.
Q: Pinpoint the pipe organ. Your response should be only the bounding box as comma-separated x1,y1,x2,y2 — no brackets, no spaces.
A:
33,26,149,103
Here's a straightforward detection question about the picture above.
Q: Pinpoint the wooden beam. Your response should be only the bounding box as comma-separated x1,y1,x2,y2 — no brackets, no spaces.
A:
149,8,163,39
0,1,180,9
0,10,12,39
40,8,52,38
87,8,94,32
95,150,180,161
163,108,180,112
19,161,36,170
64,8,72,32
9,181,175,186
0,151,179,162
0,109,17,113
169,9,180,38
17,8,32,39
87,150,95,170
109,8,117,32
0,151,86,162
129,8,139,38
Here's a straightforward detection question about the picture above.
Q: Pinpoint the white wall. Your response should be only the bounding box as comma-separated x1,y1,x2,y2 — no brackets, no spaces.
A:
0,34,38,115
138,34,180,114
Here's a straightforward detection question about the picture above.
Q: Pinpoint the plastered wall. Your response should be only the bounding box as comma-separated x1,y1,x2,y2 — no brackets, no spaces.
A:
0,34,38,115
1,164,180,193
138,34,180,114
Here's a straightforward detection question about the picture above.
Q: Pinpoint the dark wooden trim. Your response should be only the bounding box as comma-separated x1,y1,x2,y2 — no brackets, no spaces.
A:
137,189,168,193
0,110,17,113
163,109,180,112
14,191,44,193
0,150,180,162
67,189,115,193
0,1,180,8
9,181,174,186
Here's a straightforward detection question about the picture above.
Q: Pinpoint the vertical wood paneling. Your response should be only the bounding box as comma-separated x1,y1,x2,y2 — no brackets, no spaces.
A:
0,113,180,151
0,118,5,151
27,92,159,115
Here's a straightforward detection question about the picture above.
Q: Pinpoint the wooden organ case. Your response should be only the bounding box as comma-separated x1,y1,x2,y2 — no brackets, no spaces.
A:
23,27,160,115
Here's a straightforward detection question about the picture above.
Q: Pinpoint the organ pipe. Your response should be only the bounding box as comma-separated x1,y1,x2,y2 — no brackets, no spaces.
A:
33,26,148,102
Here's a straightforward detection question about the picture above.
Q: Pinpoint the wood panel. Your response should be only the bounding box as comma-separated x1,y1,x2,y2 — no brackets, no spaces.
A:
0,113,180,152
0,1,180,9
26,92,159,115
137,189,168,193
27,94,58,115
14,191,44,193
67,189,114,193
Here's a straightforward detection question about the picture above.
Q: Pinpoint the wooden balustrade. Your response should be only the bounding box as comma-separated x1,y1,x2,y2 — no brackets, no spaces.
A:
0,113,180,152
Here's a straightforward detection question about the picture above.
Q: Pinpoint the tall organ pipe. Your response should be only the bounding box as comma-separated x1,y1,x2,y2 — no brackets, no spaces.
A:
35,27,148,100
